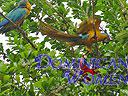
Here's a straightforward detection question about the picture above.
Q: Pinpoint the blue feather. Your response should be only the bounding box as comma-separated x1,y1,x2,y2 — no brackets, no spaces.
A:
0,8,27,33
0,18,8,27
6,8,27,23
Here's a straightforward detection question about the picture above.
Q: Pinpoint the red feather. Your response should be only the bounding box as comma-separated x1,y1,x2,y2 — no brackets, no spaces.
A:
80,57,98,81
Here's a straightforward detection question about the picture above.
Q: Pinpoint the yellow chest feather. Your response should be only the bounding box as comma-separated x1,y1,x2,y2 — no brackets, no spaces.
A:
25,1,31,15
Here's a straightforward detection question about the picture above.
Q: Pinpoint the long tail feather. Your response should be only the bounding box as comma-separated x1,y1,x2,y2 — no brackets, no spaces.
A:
39,21,88,44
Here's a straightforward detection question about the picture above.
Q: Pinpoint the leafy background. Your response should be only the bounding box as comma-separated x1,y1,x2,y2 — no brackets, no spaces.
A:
0,0,128,96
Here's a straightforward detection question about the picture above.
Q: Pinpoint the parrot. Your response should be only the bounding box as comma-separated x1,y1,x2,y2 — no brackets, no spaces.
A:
0,0,31,33
79,56,99,81
39,16,110,53
69,16,110,52
77,16,101,35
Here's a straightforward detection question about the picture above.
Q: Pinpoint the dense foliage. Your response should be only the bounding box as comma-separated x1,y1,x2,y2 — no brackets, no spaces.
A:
0,0,128,96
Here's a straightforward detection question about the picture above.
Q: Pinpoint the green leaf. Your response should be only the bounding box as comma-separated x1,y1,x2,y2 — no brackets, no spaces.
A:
0,61,7,72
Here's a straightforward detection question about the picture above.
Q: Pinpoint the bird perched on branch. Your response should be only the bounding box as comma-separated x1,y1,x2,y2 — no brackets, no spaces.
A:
39,16,110,53
0,0,31,33
69,16,110,52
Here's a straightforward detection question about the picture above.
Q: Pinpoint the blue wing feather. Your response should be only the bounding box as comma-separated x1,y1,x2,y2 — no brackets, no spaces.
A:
0,8,27,33
0,18,9,27
0,8,27,27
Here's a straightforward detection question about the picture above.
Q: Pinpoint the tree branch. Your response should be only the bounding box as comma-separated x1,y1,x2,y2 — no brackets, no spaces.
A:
0,12,37,50
91,0,99,57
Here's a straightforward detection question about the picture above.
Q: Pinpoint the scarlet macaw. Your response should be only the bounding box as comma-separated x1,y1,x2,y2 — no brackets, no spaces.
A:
0,0,31,33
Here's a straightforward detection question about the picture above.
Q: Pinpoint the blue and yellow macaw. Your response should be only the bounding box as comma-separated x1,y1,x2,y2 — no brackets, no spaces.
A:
39,17,110,53
0,0,31,33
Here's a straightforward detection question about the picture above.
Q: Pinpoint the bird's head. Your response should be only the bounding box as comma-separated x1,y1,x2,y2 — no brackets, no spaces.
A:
18,0,31,11
18,0,28,7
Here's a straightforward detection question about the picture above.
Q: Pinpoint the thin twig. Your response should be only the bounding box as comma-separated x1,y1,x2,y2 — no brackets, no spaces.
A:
119,0,128,21
87,0,92,18
0,12,37,50
41,1,76,34
46,1,70,26
91,0,99,57
48,83,68,96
